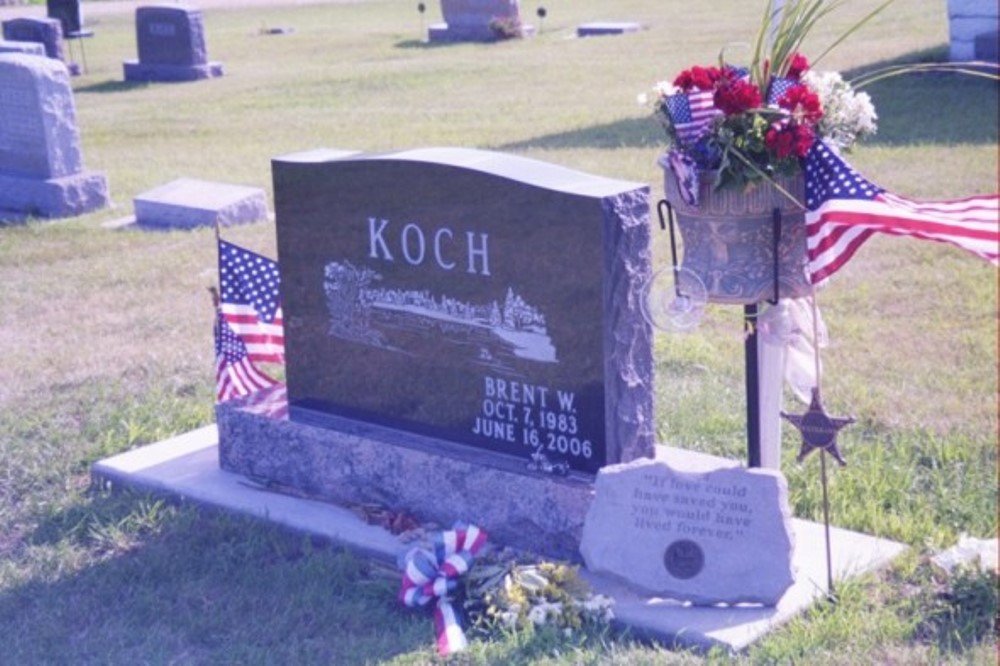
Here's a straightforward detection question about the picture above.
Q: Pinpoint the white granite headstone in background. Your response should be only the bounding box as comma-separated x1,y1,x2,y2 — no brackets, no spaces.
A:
580,453,795,606
0,53,109,222
134,178,267,229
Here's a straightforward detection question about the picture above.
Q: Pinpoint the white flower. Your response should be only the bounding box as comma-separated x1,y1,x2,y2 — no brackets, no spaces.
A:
803,69,878,151
527,601,563,626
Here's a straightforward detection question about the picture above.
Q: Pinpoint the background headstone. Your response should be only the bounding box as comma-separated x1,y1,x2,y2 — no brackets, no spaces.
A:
123,5,223,82
580,454,796,606
428,0,532,42
576,22,642,37
0,53,109,222
134,178,268,229
1,17,77,74
947,0,999,60
46,0,87,37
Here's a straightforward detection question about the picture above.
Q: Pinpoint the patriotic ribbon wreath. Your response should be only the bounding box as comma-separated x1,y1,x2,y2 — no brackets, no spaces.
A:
399,524,488,656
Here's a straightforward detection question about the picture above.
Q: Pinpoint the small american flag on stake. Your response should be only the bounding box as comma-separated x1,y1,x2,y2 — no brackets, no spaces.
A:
214,310,281,402
218,239,285,364
804,140,1000,285
665,90,721,147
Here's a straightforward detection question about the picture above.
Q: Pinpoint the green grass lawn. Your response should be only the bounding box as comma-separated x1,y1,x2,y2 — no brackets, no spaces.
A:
0,0,996,663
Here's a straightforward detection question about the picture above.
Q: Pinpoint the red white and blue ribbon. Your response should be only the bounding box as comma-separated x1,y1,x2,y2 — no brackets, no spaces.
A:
399,524,488,656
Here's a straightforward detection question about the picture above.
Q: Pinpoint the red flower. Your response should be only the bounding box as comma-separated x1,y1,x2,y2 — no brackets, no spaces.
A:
766,123,816,159
673,65,723,92
714,76,762,116
786,53,810,79
778,85,823,125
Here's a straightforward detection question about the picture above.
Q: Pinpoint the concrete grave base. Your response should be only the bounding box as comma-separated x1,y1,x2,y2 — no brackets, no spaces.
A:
123,59,223,82
217,388,595,562
93,424,908,654
0,170,109,222
134,177,267,229
0,39,46,55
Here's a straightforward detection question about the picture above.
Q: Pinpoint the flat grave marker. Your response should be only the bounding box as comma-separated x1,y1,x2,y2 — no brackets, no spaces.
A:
133,178,268,230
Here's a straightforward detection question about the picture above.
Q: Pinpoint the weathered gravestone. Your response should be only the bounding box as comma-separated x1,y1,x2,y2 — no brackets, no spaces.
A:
580,454,795,605
123,5,223,82
1,17,77,75
0,53,109,222
217,147,653,559
428,0,533,42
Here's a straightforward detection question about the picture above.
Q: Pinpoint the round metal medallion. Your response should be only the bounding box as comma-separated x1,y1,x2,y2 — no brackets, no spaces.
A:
663,539,704,580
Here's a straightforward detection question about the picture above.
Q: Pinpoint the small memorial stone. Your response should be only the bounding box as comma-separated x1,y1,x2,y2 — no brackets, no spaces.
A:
134,178,268,229
580,453,795,606
123,5,223,82
0,53,109,222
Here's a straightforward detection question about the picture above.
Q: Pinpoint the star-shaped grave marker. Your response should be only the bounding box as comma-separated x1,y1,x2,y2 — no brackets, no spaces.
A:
781,387,855,466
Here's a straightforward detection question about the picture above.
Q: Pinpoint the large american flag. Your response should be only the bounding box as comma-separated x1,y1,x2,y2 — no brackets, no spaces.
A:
215,312,281,402
665,90,721,146
218,239,285,364
804,140,1000,285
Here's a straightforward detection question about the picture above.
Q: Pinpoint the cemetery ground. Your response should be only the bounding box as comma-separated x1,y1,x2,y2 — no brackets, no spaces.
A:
0,0,996,663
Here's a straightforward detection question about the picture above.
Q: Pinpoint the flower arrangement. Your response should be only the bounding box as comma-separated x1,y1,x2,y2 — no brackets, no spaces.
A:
463,550,614,635
647,0,888,196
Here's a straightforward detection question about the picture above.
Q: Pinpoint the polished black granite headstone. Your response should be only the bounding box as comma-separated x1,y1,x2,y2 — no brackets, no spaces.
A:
273,148,652,475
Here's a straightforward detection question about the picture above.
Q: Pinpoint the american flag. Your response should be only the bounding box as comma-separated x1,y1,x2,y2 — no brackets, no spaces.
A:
215,312,281,402
665,90,720,146
218,239,285,364
804,140,1000,285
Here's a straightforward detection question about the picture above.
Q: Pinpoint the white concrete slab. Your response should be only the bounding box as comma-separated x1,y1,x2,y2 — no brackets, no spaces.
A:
92,427,907,653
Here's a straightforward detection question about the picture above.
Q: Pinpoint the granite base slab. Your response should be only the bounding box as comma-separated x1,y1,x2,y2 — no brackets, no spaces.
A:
92,425,908,653
0,170,110,221
0,39,46,55
216,390,594,562
134,178,267,229
123,60,223,82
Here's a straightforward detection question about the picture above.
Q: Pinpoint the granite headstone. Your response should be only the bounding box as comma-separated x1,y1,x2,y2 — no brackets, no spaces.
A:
47,0,86,37
0,53,109,221
218,147,653,558
123,5,223,82
580,454,795,606
428,0,532,42
1,17,76,74
272,147,651,476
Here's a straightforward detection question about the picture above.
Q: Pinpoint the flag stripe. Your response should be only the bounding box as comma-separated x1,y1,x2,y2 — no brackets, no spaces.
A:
804,140,1000,283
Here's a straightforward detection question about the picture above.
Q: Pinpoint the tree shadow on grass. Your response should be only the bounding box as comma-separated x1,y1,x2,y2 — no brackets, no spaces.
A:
3,491,430,664
492,47,997,154
494,116,664,152
74,79,155,94
843,47,999,147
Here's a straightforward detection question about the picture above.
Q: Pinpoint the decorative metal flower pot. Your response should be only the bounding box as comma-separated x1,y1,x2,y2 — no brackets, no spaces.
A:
662,164,813,305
